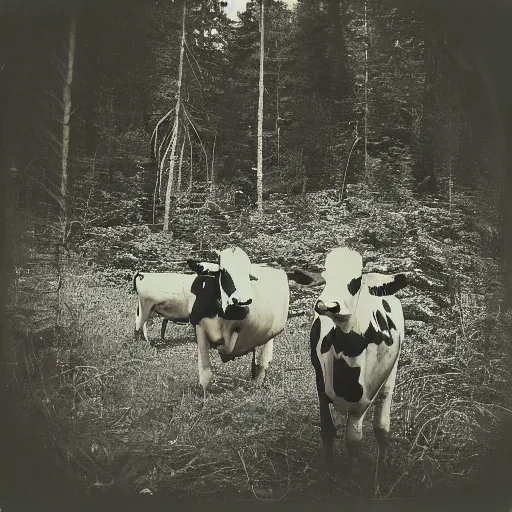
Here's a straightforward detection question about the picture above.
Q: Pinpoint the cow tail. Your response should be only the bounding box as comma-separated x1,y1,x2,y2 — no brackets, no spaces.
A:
133,272,144,292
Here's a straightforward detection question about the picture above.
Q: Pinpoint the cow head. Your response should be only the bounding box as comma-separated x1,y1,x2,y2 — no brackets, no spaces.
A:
187,247,258,319
289,247,408,323
315,247,364,320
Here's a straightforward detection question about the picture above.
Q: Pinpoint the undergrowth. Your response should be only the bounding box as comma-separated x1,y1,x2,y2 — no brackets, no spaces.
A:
3,187,511,499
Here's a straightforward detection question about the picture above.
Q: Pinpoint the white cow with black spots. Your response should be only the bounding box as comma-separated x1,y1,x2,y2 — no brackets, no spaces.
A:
289,247,407,472
186,247,290,395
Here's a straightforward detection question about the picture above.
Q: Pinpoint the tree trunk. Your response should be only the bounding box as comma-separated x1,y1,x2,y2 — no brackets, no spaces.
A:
414,31,444,193
300,149,306,194
210,131,217,196
187,126,193,193
363,0,369,180
60,12,77,242
163,0,186,231
177,133,185,195
276,40,280,174
256,0,265,212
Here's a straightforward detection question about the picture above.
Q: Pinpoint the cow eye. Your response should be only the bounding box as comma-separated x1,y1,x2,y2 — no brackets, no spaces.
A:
347,276,362,295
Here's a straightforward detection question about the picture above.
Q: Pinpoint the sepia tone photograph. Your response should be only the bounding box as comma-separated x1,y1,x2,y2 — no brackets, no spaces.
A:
1,0,512,509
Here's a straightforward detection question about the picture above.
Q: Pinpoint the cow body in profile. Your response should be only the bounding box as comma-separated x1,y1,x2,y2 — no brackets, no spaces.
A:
290,247,407,471
133,272,196,346
187,247,290,393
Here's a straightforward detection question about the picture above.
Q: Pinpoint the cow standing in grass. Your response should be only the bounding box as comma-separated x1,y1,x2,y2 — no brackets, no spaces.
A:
289,247,407,472
133,271,196,346
186,247,290,395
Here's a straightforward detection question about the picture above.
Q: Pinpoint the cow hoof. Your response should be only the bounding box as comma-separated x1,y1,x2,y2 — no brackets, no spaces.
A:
253,366,266,386
199,368,213,391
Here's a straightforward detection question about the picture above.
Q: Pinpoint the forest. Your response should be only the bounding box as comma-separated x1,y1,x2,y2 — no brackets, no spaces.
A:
1,0,512,505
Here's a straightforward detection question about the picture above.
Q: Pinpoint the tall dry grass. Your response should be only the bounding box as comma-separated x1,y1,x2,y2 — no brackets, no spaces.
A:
4,189,512,499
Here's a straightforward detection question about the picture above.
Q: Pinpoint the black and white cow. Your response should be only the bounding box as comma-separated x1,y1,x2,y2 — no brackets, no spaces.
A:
133,271,197,346
289,247,407,470
186,247,290,394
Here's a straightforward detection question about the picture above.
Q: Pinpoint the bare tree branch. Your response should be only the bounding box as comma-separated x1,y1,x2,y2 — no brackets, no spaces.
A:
151,106,175,160
182,106,209,175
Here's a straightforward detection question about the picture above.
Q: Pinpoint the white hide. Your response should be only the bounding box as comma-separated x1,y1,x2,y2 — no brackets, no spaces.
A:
309,246,407,466
134,272,196,342
318,248,363,315
195,262,290,390
219,246,253,310
317,290,404,414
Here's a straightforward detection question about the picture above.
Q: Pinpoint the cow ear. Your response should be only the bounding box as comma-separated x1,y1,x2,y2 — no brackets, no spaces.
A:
363,272,408,296
187,259,202,273
249,274,259,281
187,259,219,275
287,268,326,287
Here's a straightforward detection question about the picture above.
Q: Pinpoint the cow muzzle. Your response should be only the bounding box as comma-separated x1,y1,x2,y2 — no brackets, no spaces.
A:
315,300,341,315
229,296,252,307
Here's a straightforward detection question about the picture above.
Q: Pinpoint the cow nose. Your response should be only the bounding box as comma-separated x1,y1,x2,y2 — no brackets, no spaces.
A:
232,297,252,306
315,300,340,314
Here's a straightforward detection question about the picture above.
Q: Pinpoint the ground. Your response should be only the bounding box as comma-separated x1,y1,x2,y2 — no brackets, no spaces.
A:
3,187,512,500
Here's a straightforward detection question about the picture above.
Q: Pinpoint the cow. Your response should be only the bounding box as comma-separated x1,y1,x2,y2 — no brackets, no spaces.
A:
289,247,407,472
186,246,290,396
133,271,197,346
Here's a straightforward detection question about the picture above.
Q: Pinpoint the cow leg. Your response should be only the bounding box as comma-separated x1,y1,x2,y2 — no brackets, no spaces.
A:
253,339,274,386
373,357,399,464
196,326,213,399
144,323,151,345
318,387,336,471
160,319,169,342
313,364,336,470
251,349,257,379
220,330,238,355
135,299,149,343
310,320,336,471
345,409,368,474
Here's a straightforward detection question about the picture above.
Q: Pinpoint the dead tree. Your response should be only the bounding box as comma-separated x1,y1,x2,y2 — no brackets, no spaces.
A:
60,12,77,242
162,0,187,231
256,0,265,212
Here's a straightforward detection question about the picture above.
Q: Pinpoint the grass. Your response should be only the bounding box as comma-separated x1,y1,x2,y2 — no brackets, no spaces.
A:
3,188,512,500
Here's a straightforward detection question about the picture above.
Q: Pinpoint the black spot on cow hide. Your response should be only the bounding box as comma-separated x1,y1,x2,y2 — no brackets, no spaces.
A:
347,276,362,296
220,269,236,296
224,304,249,321
320,310,397,357
310,318,325,391
189,275,222,326
365,321,392,346
386,314,396,332
332,357,363,402
321,327,367,357
310,318,321,353
382,300,391,313
375,310,389,332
